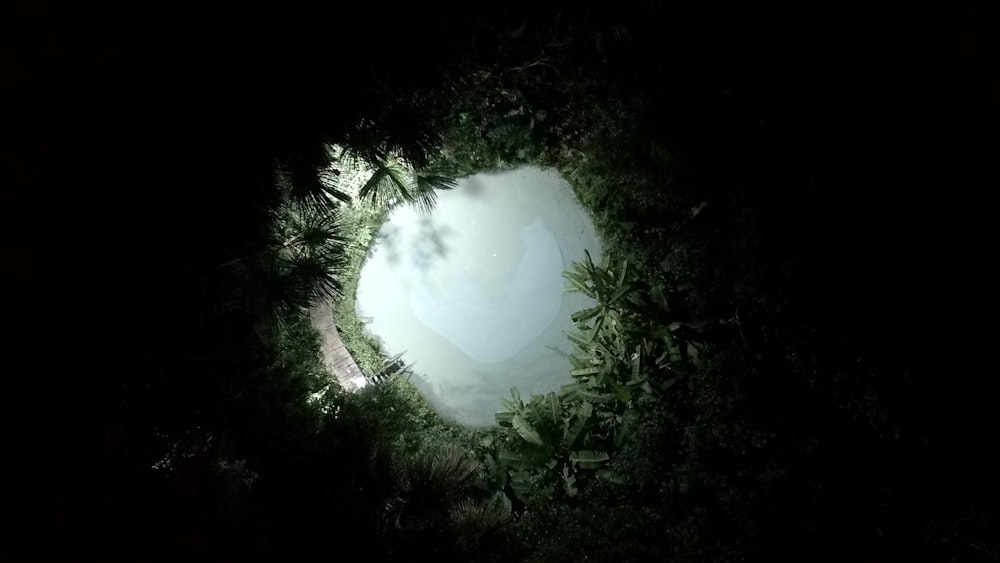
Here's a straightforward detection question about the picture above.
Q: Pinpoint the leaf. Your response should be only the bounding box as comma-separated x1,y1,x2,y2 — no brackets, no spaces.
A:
655,350,671,367
595,469,625,484
650,284,670,312
484,454,508,486
614,415,631,447
577,388,614,403
547,392,560,425
571,306,603,324
495,411,515,426
562,466,578,497
631,345,642,381
498,451,538,470
512,415,544,445
570,450,610,469
616,259,629,287
687,342,702,366
663,332,682,361
609,282,633,304
562,271,593,296
492,491,513,515
606,377,632,403
567,330,594,349
560,402,593,451
560,382,584,398
358,161,413,206
569,354,589,370
499,396,518,413
508,469,533,498
415,172,458,192
571,366,601,377
690,201,708,218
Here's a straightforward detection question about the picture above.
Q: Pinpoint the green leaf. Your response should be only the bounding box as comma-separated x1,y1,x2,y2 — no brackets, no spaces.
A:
560,402,593,451
631,346,642,381
687,342,702,366
560,382,583,398
616,259,629,287
358,161,414,206
571,306,602,324
510,387,521,405
577,388,614,403
567,330,594,349
570,450,609,469
547,392,560,425
508,470,533,499
595,469,625,484
562,271,593,295
512,415,544,445
614,415,631,448
484,454,508,485
655,350,671,367
562,466,578,497
608,282,633,304
492,491,513,515
690,201,708,218
498,451,538,470
571,366,601,377
650,284,670,312
495,411,515,426
606,377,632,403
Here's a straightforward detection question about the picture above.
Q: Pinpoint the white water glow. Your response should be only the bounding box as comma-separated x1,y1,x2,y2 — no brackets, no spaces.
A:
355,167,601,426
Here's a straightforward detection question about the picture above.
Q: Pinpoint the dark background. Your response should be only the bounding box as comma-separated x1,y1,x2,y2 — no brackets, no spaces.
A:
2,1,998,560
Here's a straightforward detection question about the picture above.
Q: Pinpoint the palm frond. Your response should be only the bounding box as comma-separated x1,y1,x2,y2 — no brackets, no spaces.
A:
394,448,478,498
448,497,512,551
276,160,351,212
226,200,349,338
415,172,458,192
275,141,353,211
358,160,415,208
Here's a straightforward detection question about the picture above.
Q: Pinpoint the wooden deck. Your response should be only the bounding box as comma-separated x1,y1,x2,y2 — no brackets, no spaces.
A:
309,300,367,392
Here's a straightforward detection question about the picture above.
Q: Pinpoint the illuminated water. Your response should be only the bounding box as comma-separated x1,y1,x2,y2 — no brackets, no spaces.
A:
355,167,601,425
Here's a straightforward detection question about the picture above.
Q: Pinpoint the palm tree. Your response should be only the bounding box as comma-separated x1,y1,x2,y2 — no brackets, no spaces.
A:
224,200,348,335
380,447,512,561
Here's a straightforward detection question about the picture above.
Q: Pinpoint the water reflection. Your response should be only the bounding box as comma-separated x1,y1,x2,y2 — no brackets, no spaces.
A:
356,167,602,426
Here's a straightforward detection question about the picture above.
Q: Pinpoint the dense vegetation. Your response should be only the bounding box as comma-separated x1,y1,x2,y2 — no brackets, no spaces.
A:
3,2,998,561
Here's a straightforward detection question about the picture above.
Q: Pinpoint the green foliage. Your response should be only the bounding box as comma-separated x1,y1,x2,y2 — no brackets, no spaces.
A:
355,158,455,215
328,202,390,375
438,71,566,175
493,252,708,505
224,201,350,336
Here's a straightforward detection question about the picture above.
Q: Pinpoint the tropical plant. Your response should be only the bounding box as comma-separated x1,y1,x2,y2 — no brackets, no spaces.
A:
381,447,512,560
493,388,610,501
492,252,709,503
225,201,349,334
336,146,459,214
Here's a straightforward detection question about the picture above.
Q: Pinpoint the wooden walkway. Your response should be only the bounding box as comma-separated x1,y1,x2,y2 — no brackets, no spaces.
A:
309,300,368,392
